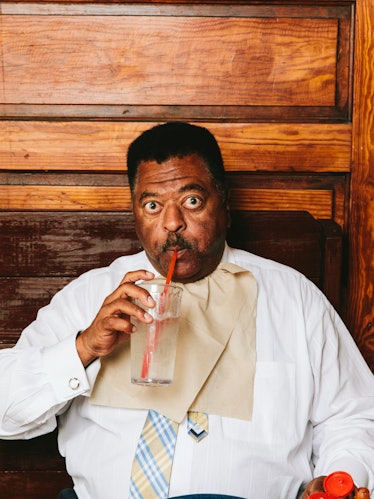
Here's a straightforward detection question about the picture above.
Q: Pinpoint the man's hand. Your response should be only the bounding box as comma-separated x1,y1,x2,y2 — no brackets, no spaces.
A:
301,476,325,498
76,270,155,366
301,476,356,498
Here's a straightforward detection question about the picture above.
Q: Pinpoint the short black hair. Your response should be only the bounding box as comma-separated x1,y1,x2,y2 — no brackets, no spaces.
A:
127,122,227,200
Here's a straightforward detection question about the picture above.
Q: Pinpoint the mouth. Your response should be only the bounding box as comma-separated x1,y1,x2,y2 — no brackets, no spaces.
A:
162,235,193,255
165,247,187,258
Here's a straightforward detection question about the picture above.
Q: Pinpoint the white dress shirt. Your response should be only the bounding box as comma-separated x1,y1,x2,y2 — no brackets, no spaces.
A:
0,245,374,499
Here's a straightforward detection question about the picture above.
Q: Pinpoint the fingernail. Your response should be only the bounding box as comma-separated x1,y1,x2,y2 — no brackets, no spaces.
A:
147,295,155,306
144,312,153,321
146,271,154,278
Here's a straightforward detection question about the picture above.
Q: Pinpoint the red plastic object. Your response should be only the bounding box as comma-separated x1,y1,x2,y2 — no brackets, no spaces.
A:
324,471,354,497
308,493,336,499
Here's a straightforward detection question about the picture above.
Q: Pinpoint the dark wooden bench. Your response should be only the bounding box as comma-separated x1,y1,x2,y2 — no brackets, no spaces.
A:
0,210,342,498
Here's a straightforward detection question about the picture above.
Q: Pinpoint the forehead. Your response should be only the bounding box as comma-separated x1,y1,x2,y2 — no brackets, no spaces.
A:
134,154,215,193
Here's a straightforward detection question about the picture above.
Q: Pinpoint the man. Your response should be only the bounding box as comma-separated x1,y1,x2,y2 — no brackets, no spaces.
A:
0,122,373,499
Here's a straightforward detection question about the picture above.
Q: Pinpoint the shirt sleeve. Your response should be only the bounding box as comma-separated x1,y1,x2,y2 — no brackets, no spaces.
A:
306,284,374,490
0,271,105,439
0,332,99,439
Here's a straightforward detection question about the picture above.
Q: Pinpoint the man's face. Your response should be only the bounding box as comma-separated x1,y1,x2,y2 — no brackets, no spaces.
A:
132,154,230,283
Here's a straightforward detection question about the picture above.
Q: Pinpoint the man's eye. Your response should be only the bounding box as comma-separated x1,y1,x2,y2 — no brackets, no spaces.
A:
144,201,161,213
183,196,203,209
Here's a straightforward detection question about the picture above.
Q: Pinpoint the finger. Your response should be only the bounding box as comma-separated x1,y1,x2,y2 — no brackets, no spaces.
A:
119,269,155,286
104,296,154,325
303,477,326,497
118,282,156,309
101,278,155,308
104,269,155,303
102,313,138,334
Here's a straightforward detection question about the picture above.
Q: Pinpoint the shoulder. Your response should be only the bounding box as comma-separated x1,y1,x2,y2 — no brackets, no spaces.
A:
55,250,151,296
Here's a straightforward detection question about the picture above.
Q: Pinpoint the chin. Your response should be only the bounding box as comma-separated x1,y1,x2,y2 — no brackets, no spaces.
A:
171,269,196,283
173,269,207,284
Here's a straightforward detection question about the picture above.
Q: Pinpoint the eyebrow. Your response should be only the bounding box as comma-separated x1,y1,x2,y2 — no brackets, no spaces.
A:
139,191,158,201
138,183,207,202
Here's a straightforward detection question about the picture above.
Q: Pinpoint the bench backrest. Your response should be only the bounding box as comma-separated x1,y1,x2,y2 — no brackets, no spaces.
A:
0,210,342,348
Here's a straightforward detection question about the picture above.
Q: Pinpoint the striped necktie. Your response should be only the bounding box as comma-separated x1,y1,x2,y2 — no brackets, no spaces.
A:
130,410,208,498
129,410,178,499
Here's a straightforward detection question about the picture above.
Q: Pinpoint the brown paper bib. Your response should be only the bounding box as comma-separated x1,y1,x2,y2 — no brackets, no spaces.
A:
89,263,257,423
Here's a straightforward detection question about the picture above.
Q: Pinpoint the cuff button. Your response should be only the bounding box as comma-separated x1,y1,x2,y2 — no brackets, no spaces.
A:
69,377,80,390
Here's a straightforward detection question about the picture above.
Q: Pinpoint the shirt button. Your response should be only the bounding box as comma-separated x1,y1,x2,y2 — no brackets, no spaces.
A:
69,377,80,390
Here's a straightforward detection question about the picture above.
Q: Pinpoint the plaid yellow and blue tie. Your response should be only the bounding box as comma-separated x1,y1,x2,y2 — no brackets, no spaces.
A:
129,410,208,498
129,410,178,499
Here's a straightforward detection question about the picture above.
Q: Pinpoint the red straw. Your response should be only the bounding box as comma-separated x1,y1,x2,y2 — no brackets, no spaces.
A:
165,249,178,286
141,250,178,379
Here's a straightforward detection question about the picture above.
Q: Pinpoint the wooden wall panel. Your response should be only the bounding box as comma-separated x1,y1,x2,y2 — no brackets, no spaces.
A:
0,122,352,172
0,0,354,242
0,16,338,107
0,177,346,225
229,188,333,218
348,0,374,370
0,1,353,120
0,185,332,217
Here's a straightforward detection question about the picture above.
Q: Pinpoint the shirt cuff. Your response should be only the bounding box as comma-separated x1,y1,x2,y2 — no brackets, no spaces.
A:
42,334,92,401
324,458,369,489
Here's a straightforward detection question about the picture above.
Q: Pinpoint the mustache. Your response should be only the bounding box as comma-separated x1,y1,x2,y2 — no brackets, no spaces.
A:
161,234,194,252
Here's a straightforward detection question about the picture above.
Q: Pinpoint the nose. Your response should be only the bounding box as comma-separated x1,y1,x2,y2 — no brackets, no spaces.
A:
162,202,186,233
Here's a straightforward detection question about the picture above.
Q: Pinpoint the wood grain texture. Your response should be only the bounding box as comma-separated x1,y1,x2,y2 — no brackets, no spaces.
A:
347,0,374,369
0,185,132,210
0,428,71,498
0,169,347,228
0,2,353,122
0,122,352,172
0,471,72,499
0,1,353,12
0,184,334,220
0,431,66,471
0,16,338,107
229,188,333,218
0,210,343,345
0,212,140,276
